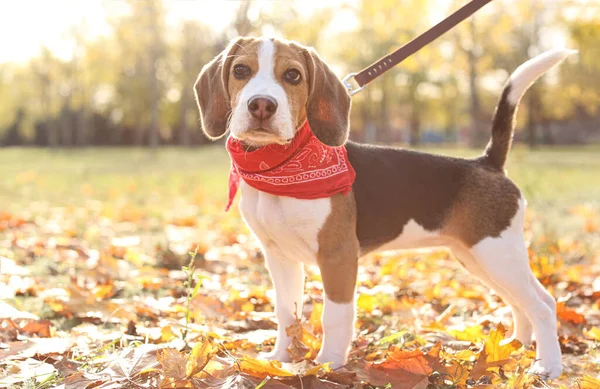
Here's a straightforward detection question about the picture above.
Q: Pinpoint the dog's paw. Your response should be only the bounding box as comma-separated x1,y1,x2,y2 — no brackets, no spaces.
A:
259,349,291,363
528,360,563,380
315,351,347,369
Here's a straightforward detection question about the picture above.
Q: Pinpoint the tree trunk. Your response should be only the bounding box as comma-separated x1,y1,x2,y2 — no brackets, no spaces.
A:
527,86,540,148
378,82,389,142
409,107,420,146
179,36,192,147
148,43,160,148
541,118,554,145
467,17,484,147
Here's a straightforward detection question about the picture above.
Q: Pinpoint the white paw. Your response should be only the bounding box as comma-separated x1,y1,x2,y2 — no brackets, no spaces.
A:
528,360,563,380
315,351,347,369
260,349,291,363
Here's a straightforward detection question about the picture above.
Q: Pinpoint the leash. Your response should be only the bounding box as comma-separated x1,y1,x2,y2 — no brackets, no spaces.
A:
343,0,493,96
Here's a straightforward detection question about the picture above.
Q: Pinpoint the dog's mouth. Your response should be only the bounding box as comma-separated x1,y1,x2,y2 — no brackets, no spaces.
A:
237,127,293,146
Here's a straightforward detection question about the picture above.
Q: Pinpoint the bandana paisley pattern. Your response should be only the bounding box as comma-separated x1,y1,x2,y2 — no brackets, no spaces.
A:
225,121,356,211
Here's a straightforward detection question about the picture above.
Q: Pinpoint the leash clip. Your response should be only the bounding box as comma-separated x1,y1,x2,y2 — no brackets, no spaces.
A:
342,73,365,96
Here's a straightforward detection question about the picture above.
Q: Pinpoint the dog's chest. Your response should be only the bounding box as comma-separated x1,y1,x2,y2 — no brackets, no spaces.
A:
239,182,331,265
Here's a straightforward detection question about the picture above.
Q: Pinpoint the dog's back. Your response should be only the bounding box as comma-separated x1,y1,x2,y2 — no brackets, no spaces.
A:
347,142,520,253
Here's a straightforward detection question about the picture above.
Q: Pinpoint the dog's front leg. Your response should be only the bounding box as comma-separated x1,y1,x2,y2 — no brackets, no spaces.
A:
262,247,305,362
315,256,358,368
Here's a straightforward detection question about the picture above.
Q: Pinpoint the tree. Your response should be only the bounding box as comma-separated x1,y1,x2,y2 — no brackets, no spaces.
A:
174,21,218,146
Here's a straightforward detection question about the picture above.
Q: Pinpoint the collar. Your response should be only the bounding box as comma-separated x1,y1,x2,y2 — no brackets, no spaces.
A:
225,121,355,211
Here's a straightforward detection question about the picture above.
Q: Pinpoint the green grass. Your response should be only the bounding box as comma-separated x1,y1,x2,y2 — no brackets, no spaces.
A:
426,144,600,205
1,145,599,211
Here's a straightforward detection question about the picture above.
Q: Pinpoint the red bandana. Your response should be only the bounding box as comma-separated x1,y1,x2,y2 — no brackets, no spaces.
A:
225,121,356,211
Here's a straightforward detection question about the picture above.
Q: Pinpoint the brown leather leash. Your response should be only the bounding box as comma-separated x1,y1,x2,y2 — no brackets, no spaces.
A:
343,0,493,95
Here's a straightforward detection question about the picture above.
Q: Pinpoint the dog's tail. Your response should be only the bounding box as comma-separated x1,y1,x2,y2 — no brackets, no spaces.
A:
480,48,576,171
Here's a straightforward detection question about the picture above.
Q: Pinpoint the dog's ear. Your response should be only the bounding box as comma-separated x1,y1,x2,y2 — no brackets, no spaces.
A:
304,48,351,147
194,37,245,140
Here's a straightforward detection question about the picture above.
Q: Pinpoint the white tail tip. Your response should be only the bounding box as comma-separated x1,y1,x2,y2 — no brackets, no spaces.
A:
507,48,577,104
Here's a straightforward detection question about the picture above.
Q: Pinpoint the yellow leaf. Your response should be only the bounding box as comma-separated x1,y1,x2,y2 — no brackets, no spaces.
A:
448,325,487,343
584,327,600,341
469,324,522,381
484,324,521,363
92,284,115,300
357,294,377,313
239,355,294,379
443,348,478,362
309,302,323,333
305,362,331,376
161,326,177,342
580,375,600,389
241,301,254,312
186,335,217,378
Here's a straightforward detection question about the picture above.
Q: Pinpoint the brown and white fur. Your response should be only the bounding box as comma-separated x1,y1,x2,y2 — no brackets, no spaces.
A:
195,36,575,379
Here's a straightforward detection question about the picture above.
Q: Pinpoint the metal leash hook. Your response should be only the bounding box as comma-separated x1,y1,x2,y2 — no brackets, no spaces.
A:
342,0,493,97
342,73,365,96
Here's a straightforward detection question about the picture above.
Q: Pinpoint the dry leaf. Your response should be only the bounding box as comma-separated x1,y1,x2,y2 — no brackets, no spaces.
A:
309,302,323,334
484,324,522,363
286,336,310,363
584,327,600,341
579,375,600,389
239,356,294,379
20,319,52,338
158,348,188,383
64,371,103,389
557,301,586,325
186,335,218,378
469,324,521,380
372,343,442,375
104,344,160,380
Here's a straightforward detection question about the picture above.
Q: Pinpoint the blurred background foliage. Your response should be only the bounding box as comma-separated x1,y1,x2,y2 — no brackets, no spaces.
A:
0,0,598,148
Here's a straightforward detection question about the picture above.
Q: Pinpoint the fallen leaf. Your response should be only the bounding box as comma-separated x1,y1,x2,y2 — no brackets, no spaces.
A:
158,348,188,384
286,336,310,363
469,324,521,380
584,327,600,341
239,355,294,379
448,325,486,343
186,335,218,377
579,375,600,389
20,319,52,338
308,302,323,334
557,301,586,325
483,324,521,363
372,343,442,375
64,371,103,389
104,344,160,381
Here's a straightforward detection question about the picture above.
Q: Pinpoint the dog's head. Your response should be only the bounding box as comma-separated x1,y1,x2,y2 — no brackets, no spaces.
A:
194,37,351,147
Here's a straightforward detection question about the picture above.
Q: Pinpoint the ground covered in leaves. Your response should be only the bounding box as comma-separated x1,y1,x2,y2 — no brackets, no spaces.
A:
1,147,600,389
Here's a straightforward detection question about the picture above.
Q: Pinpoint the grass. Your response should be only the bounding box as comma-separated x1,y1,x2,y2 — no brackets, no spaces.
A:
1,145,599,388
1,144,599,209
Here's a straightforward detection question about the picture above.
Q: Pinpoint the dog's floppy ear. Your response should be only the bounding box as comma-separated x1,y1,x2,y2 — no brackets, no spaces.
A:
304,48,351,147
194,37,244,139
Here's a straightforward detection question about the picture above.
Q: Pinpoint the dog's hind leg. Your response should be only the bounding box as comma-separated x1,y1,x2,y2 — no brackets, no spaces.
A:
467,199,562,379
531,275,558,319
451,244,533,345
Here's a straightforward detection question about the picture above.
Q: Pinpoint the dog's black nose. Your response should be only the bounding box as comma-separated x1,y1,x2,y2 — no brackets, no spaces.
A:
247,96,277,120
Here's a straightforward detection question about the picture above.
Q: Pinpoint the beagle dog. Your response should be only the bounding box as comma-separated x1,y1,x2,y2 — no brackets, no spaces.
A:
195,36,573,379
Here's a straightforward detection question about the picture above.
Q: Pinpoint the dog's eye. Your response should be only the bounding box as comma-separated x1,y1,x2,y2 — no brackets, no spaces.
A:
284,69,301,85
233,64,250,79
